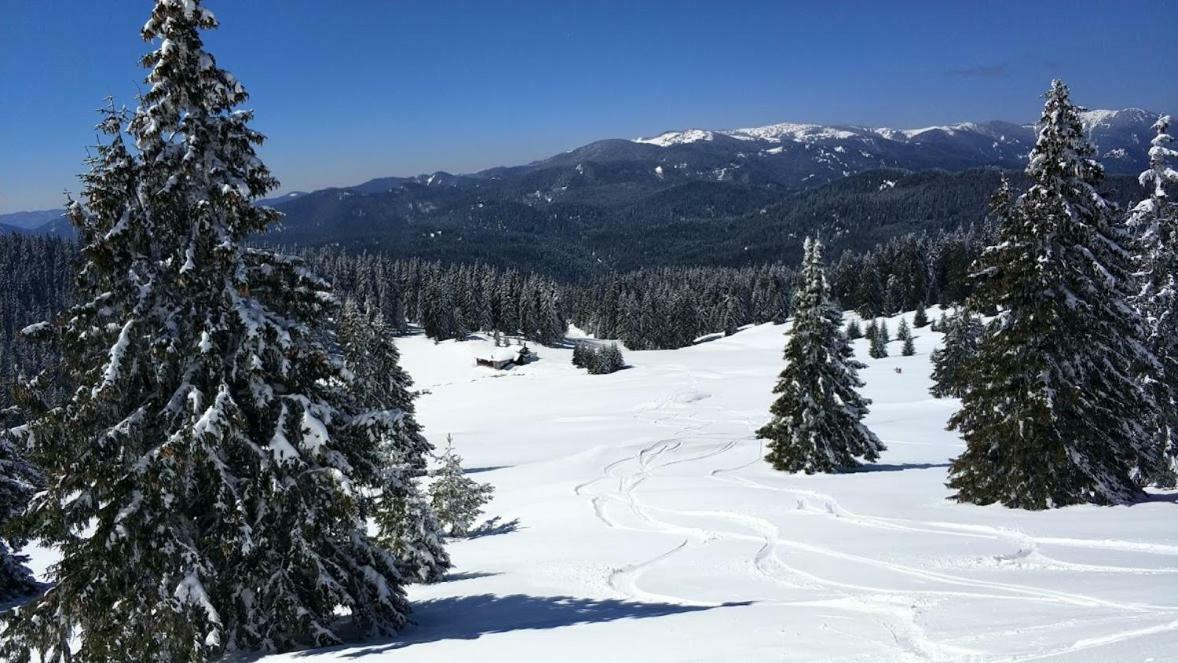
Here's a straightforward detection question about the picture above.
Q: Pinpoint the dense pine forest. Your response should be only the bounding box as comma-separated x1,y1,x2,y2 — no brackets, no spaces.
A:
0,219,1001,410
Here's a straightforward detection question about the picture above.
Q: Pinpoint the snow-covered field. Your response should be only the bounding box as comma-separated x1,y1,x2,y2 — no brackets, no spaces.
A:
26,312,1178,661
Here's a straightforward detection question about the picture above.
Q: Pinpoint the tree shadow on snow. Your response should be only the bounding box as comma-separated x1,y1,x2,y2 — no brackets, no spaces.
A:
438,570,502,583
463,464,511,475
317,594,752,657
1132,490,1178,505
854,462,951,473
461,516,522,539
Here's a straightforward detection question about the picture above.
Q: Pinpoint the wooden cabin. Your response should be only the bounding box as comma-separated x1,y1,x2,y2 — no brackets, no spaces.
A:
475,344,536,370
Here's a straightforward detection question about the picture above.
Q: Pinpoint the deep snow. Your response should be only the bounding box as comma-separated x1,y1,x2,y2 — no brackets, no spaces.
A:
22,311,1178,661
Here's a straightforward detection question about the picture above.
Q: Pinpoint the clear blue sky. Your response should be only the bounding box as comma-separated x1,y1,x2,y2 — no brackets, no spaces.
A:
2,0,1175,212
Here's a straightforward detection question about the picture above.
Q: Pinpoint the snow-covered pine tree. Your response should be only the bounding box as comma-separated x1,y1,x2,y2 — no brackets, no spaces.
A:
722,295,743,336
0,423,41,601
864,318,879,343
756,238,884,473
429,436,495,537
571,342,588,368
896,317,912,342
913,305,930,328
845,318,863,339
589,343,625,375
947,80,1158,509
1,3,408,659
868,321,889,359
901,334,916,356
878,319,890,344
929,310,983,398
1129,114,1178,486
337,299,450,583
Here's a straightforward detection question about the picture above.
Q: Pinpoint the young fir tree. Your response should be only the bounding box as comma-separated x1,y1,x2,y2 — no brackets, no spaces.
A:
429,436,495,537
868,320,889,359
913,305,930,328
896,317,912,343
2,2,409,659
571,342,590,369
1129,114,1178,486
756,238,884,473
589,343,625,375
947,81,1158,509
864,318,879,343
845,318,863,339
337,299,450,583
929,310,983,398
0,424,41,600
901,333,916,356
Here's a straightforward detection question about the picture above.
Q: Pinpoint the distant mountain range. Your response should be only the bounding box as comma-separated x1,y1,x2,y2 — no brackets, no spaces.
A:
2,108,1164,278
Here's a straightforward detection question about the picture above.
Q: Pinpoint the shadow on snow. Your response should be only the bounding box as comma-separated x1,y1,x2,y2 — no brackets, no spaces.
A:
854,462,951,473
304,594,751,658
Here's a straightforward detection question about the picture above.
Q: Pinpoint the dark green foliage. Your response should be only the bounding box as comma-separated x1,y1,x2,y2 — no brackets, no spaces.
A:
756,238,884,473
929,310,983,398
338,299,450,584
896,318,912,342
868,320,889,359
568,264,792,350
574,342,626,375
947,82,1157,509
2,3,409,659
901,335,916,356
0,425,41,600
1129,114,1178,487
571,342,591,368
913,306,929,328
429,436,494,537
845,319,863,339
868,327,889,359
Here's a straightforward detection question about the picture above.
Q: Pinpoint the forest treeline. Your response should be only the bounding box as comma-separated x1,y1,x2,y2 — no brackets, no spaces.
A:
1,218,997,409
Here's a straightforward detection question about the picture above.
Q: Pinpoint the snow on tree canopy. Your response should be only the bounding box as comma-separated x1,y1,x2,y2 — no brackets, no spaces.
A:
946,80,1158,509
756,237,884,473
0,1,410,660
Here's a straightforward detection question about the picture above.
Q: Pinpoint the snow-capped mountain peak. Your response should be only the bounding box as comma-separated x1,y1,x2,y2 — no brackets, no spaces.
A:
634,129,715,147
631,109,1163,151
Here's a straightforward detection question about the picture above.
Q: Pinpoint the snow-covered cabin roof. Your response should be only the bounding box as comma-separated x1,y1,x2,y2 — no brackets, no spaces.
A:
481,347,521,363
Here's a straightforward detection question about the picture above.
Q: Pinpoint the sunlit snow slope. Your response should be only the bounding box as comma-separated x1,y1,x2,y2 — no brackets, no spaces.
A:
27,311,1178,661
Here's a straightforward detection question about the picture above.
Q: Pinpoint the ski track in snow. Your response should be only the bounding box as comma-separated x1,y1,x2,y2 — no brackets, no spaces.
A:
567,344,1178,660
30,318,1167,662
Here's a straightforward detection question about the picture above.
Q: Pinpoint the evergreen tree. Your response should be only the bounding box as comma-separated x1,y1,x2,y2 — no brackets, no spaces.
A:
929,310,983,398
913,304,930,328
947,81,1158,509
0,425,41,600
883,274,902,316
722,294,743,336
572,342,589,369
1129,114,1178,486
2,3,409,658
756,238,884,473
429,437,495,537
864,318,879,343
896,317,912,343
338,300,450,583
845,318,863,340
868,320,889,359
590,343,626,375
901,334,916,356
